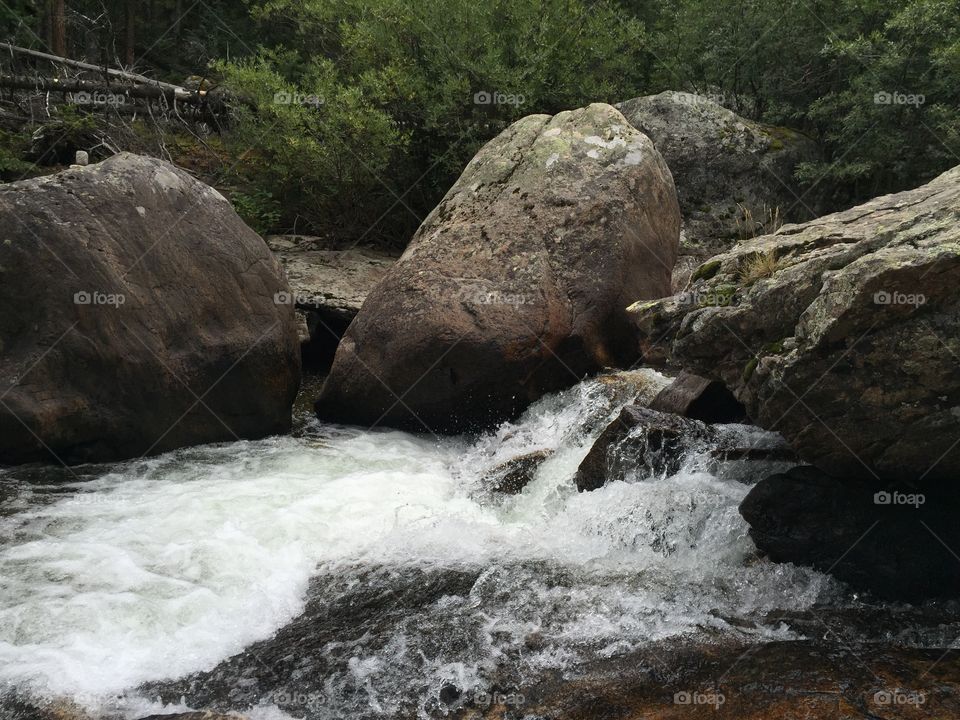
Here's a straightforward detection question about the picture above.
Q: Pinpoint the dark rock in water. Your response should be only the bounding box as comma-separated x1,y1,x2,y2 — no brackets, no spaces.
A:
616,91,822,265
142,565,484,718
265,235,396,369
576,404,795,491
632,164,960,483
316,103,680,433
482,449,552,494
741,466,960,600
0,153,301,466
575,406,713,491
649,371,746,423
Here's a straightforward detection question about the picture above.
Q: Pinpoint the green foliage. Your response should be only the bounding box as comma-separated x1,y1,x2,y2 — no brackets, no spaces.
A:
649,0,960,207
0,130,35,182
229,188,282,235
2,0,959,241
217,0,647,242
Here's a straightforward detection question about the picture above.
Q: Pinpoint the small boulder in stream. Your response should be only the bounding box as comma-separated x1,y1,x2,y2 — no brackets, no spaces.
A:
574,406,712,491
317,103,680,432
481,449,553,495
575,405,795,492
0,153,301,465
648,371,747,423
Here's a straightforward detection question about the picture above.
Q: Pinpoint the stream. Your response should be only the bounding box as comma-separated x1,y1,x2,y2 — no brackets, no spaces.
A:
0,371,860,718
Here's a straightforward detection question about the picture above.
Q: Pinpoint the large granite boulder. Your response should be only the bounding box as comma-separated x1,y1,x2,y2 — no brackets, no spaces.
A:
631,164,960,483
0,153,301,465
617,91,821,270
316,103,680,432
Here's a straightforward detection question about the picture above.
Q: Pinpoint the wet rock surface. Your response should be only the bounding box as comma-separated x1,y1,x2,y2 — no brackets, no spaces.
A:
514,638,960,720
316,103,680,432
481,449,552,494
574,406,713,491
649,371,747,423
136,600,960,720
574,405,793,492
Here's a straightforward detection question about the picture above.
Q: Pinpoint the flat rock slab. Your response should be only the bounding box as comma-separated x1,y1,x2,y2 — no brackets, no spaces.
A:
265,235,397,320
517,638,960,720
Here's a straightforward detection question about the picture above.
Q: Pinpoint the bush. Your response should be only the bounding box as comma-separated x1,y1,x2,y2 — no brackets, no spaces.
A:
217,0,648,244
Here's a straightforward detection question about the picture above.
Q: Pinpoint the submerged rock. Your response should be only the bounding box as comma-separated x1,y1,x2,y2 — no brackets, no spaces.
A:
575,406,714,491
317,103,679,432
482,449,553,495
617,90,822,263
741,466,960,600
265,235,396,367
137,714,246,720
0,153,301,465
632,164,960,483
575,405,794,492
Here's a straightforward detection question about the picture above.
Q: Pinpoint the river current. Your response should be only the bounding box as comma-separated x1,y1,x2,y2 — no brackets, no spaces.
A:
0,371,840,718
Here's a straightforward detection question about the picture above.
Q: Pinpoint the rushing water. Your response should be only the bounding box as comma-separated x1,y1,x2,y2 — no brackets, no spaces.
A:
0,372,841,719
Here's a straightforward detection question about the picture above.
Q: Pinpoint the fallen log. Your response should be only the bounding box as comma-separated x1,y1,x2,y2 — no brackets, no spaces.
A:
0,42,189,96
0,74,209,105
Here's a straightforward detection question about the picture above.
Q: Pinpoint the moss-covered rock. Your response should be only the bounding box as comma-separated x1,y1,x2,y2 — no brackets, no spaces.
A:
632,164,960,484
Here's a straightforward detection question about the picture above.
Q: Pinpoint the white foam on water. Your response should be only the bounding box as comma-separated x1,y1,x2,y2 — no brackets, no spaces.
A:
0,372,838,714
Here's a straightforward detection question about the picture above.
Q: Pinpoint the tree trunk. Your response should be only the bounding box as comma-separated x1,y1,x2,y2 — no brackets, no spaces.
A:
124,0,135,67
49,0,66,57
174,0,183,40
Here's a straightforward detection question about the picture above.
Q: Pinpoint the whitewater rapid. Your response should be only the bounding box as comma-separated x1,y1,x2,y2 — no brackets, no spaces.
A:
0,372,839,718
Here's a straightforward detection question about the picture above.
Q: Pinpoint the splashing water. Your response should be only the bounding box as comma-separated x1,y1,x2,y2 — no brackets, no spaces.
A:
0,372,839,718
